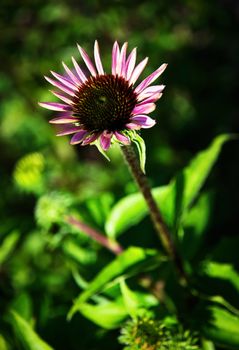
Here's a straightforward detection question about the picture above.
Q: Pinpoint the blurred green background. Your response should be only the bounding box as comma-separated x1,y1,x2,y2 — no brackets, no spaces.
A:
0,0,238,349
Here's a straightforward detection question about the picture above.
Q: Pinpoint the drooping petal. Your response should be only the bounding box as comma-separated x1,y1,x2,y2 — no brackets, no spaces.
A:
38,102,72,112
70,130,88,145
131,115,156,128
126,123,141,130
100,131,113,150
94,40,104,75
49,116,79,124
50,90,73,105
137,92,162,105
125,48,137,80
129,57,148,85
62,61,81,85
44,76,75,96
114,131,130,145
134,63,168,94
117,42,127,77
77,44,97,76
56,126,83,136
71,57,87,83
137,85,165,102
112,41,120,76
132,103,156,115
82,132,100,145
50,71,78,91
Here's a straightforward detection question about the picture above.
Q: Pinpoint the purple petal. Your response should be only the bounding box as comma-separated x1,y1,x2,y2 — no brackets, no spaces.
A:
49,116,79,124
126,48,137,80
132,103,156,115
100,131,113,151
134,63,168,94
72,57,87,83
117,42,128,77
56,126,83,136
77,44,97,76
70,130,88,145
94,40,104,75
131,115,156,128
112,41,120,76
50,90,73,105
82,132,100,145
137,85,165,102
129,57,148,85
44,76,75,96
38,102,72,112
50,71,78,91
114,131,130,145
62,61,81,85
126,123,141,130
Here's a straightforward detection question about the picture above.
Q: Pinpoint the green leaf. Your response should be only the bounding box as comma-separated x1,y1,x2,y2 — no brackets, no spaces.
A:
0,230,20,265
10,311,54,350
201,304,239,349
132,132,146,173
105,134,234,239
120,279,139,318
76,300,127,329
68,246,159,318
0,335,10,350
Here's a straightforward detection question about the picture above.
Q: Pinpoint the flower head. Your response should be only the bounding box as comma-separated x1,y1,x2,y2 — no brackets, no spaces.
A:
39,41,167,151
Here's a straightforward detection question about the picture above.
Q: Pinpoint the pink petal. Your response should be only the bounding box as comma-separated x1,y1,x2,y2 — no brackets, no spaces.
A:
56,126,83,136
129,57,148,85
71,57,87,83
112,41,120,76
100,131,113,151
62,61,81,85
131,115,156,128
82,132,100,145
137,85,165,101
126,123,141,130
38,102,72,112
132,103,156,115
117,42,128,77
94,40,104,75
77,44,97,76
49,116,79,124
134,63,168,94
126,48,137,80
50,90,73,105
44,76,75,96
50,71,78,91
137,92,162,105
114,131,130,145
70,130,88,145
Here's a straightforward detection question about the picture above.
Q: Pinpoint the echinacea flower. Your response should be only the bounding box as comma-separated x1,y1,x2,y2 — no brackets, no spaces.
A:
39,41,167,152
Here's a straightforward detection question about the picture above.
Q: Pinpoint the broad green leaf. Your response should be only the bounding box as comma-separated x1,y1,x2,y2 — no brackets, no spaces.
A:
0,335,10,350
120,279,140,317
10,311,53,350
68,246,160,318
202,339,215,350
105,134,234,238
76,300,127,329
201,304,239,349
0,231,20,265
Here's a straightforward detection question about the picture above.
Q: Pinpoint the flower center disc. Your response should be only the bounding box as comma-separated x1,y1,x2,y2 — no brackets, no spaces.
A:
72,74,137,132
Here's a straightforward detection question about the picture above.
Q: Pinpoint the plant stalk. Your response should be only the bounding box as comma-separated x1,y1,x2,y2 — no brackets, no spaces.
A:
121,145,187,284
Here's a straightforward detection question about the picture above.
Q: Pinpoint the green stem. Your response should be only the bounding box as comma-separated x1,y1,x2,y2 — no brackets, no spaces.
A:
121,145,187,284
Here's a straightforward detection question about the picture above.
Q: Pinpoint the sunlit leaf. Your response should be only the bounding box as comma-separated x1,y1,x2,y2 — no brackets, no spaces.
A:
68,246,160,318
0,231,20,265
10,311,54,350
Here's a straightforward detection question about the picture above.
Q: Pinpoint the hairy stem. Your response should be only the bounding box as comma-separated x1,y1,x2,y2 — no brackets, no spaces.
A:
66,215,123,255
121,145,187,284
